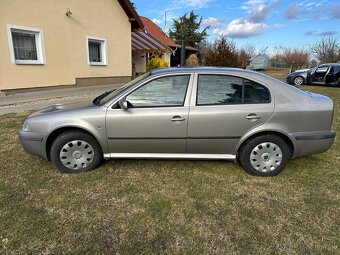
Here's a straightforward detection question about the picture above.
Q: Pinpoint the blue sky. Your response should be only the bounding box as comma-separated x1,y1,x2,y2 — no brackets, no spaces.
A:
133,0,340,54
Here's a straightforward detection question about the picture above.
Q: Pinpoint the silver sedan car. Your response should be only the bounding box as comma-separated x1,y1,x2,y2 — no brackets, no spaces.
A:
19,67,336,176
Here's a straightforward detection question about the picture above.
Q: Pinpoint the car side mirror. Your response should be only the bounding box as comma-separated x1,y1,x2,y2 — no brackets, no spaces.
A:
119,98,128,111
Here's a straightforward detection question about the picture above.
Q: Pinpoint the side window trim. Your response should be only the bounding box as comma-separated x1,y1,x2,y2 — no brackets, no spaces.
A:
195,74,271,106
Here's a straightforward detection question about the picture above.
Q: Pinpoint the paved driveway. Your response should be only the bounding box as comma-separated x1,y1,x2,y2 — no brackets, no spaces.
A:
0,84,123,115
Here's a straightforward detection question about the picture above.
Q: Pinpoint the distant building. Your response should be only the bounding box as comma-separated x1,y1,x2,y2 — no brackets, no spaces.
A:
0,0,143,93
139,17,199,68
249,55,270,71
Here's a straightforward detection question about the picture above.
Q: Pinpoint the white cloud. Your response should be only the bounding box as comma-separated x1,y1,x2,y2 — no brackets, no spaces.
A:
215,19,268,38
248,1,279,22
152,19,162,25
201,17,226,29
305,30,338,36
241,0,266,10
273,23,286,28
211,0,280,39
177,0,213,8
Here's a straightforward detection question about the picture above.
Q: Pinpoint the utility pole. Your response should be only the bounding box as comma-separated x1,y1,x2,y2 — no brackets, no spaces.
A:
180,24,186,67
180,40,185,67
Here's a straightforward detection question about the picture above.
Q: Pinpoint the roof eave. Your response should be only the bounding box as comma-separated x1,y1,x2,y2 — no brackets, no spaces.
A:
117,0,144,30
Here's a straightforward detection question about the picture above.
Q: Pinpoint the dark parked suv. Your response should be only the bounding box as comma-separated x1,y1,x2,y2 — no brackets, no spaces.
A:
306,63,340,86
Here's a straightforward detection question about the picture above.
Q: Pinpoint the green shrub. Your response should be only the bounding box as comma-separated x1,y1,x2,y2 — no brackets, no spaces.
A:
146,57,169,71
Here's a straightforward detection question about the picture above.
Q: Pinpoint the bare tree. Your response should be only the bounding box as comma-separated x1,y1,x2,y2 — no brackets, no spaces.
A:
310,36,340,63
309,59,319,67
279,48,310,72
197,39,211,65
238,44,256,68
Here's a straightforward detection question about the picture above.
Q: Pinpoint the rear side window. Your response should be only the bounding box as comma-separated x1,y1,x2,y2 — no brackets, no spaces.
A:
244,79,270,103
197,75,270,106
197,75,243,105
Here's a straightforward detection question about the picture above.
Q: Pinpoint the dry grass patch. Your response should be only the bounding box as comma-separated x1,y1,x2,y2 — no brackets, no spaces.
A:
0,81,339,254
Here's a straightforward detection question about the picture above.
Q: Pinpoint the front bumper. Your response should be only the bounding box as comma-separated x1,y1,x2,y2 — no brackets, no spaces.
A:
286,76,294,84
19,131,49,160
291,130,336,158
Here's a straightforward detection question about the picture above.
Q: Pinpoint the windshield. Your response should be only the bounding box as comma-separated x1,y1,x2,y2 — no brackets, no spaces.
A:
95,72,150,105
308,67,317,74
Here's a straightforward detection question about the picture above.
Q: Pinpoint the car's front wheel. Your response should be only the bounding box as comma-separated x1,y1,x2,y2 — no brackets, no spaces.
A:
239,135,291,176
51,131,102,173
293,76,304,86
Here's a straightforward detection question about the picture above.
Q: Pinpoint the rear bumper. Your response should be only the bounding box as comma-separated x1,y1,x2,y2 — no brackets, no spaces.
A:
291,130,336,158
19,131,48,160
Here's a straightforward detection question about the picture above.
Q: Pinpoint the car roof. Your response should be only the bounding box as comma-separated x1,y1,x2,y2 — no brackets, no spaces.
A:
319,63,340,66
150,66,251,75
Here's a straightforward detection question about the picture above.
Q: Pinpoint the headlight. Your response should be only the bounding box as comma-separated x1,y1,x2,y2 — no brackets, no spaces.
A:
22,121,30,132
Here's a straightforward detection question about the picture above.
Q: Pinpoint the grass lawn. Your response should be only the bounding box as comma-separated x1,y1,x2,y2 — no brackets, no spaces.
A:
0,71,339,254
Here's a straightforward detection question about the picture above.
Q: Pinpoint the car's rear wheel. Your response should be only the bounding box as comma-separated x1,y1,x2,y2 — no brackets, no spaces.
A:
239,135,291,176
293,76,304,86
51,131,102,173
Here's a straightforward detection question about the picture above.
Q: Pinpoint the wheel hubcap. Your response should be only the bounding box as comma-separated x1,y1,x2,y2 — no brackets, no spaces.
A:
59,140,94,170
294,77,303,85
250,142,282,172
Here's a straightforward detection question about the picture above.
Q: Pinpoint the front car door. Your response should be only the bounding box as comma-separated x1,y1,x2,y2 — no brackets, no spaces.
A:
311,65,329,84
105,74,193,153
187,73,274,154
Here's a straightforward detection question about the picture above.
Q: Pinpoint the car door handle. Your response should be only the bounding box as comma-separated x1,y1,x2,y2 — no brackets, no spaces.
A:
171,116,186,122
246,114,261,120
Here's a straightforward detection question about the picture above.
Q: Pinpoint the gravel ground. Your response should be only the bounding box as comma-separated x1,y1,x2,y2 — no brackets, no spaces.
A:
0,84,122,115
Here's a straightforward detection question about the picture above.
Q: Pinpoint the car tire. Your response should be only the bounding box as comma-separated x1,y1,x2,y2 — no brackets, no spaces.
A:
293,76,304,86
239,135,291,177
50,131,102,173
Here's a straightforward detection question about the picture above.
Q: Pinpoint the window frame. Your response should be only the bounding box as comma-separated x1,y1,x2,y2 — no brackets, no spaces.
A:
195,74,271,106
86,36,108,66
125,74,191,109
6,24,46,65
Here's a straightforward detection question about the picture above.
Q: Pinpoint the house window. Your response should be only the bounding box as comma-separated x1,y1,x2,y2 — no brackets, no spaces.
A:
7,25,45,65
87,37,107,66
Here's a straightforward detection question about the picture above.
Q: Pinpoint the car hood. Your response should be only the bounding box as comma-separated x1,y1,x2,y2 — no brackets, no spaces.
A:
291,69,309,75
29,101,96,117
295,68,310,72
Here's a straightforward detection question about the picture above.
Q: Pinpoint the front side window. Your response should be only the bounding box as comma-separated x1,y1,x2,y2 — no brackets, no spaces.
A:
197,75,270,105
126,75,190,108
7,25,45,64
87,37,107,65
316,66,329,73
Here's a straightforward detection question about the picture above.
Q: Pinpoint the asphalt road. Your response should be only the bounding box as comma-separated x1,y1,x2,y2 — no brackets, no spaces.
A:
0,84,123,115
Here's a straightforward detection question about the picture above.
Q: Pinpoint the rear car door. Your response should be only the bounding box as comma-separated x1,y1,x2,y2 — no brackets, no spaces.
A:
187,73,274,154
312,65,329,84
105,74,192,153
325,66,336,85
